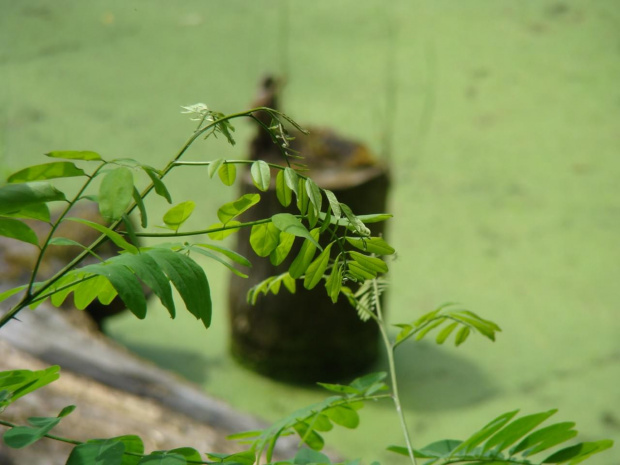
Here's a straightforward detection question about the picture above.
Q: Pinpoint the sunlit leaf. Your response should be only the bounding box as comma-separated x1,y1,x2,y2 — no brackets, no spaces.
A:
218,163,236,186
163,201,195,232
45,150,102,161
217,193,260,225
251,160,271,191
207,221,241,240
271,213,321,249
0,203,50,222
250,222,280,257
270,231,295,266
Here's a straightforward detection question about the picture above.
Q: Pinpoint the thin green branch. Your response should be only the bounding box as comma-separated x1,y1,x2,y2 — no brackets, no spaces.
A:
373,279,417,465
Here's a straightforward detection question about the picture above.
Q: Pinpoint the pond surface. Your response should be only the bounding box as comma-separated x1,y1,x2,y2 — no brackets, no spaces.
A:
2,2,619,464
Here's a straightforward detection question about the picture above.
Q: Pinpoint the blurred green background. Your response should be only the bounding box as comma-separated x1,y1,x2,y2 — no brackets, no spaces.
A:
1,1,619,464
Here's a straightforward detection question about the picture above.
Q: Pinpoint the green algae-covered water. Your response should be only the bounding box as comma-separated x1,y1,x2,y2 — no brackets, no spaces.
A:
2,2,619,464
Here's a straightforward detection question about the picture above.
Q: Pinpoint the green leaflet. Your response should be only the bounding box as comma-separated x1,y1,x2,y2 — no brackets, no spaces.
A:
250,222,281,257
218,163,236,186
66,439,126,465
147,248,212,328
73,275,112,310
168,447,202,462
0,181,66,215
0,366,60,409
208,158,225,178
340,203,370,237
0,203,50,222
3,405,75,449
7,161,85,183
289,228,320,279
207,221,241,240
450,410,521,455
325,261,343,304
114,253,176,317
270,231,295,266
184,244,249,278
137,452,186,464
293,422,324,451
283,167,299,196
0,218,39,247
346,237,395,255
66,217,139,254
246,273,296,304
132,187,148,228
251,160,271,191
45,150,102,161
142,166,172,204
348,251,389,274
303,243,333,290
305,178,322,215
296,178,309,215
99,167,134,221
206,450,254,464
192,243,251,267
275,170,292,207
80,262,147,319
163,201,196,232
271,213,321,249
511,422,577,457
217,193,260,224
323,189,341,219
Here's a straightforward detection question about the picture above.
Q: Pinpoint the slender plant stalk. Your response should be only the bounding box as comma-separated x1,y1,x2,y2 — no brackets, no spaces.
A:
373,279,418,465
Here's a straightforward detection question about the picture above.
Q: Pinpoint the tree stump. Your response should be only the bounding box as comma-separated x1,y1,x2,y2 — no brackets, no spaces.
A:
228,78,390,383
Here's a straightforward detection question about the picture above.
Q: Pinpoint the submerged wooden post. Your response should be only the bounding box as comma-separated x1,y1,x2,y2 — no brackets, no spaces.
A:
228,78,390,383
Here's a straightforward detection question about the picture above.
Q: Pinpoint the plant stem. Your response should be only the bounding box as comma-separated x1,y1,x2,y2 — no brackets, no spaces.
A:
373,279,418,465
